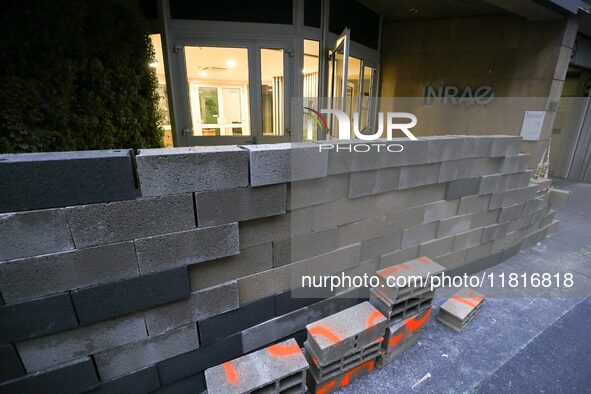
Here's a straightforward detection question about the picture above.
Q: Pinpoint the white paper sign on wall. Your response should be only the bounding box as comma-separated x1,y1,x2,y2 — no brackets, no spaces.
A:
520,111,546,141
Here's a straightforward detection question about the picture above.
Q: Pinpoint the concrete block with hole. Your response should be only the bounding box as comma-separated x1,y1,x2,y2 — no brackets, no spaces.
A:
548,188,570,207
438,287,485,332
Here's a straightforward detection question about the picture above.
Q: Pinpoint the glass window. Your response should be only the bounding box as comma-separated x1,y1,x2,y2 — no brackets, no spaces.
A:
148,34,173,147
360,65,375,131
184,46,250,136
260,48,284,136
303,40,319,141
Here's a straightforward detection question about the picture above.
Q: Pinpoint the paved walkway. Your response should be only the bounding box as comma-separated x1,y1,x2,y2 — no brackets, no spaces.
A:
340,180,591,393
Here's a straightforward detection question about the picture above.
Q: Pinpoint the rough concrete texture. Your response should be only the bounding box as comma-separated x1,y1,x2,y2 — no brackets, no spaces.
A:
136,146,249,197
437,214,472,238
94,324,199,380
135,223,239,274
458,194,491,215
65,194,195,248
195,184,286,226
238,214,291,249
377,333,419,368
446,177,481,200
398,163,441,190
348,167,401,198
288,174,349,211
243,143,328,186
498,154,529,175
439,287,485,322
307,357,376,394
205,338,308,394
548,188,570,207
306,302,386,365
0,208,74,261
382,307,431,355
241,307,308,353
375,257,445,302
0,242,138,303
370,287,434,325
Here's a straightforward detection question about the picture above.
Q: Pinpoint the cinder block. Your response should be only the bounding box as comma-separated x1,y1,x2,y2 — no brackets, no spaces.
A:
379,245,420,269
94,324,199,380
198,296,276,346
0,242,138,303
434,249,468,269
530,177,552,191
239,215,291,249
401,222,438,249
548,188,570,207
461,136,493,158
244,143,328,186
438,288,485,332
0,293,78,344
419,236,455,258
0,345,24,382
479,171,531,195
523,198,542,215
86,366,160,394
437,214,472,238
481,222,510,243
71,267,191,325
458,194,491,215
382,307,431,355
470,209,500,228
0,150,138,213
489,135,521,157
384,205,426,230
499,154,529,174
276,290,329,317
307,293,361,324
322,141,385,175
423,200,459,224
205,338,307,394
274,228,338,267
65,194,195,248
464,242,493,262
359,230,403,261
541,209,556,227
398,163,441,190
368,184,446,216
136,146,249,197
337,217,384,249
306,302,386,365
491,231,519,253
453,228,484,251
135,223,239,274
378,332,419,368
348,168,401,198
501,241,523,260
242,308,308,353
189,243,272,291
288,175,349,211
0,357,98,394
439,157,501,183
379,138,431,168
310,198,370,232
144,281,239,336
429,136,465,161
195,185,286,227
0,209,74,261
156,334,242,386
446,177,481,200
16,314,147,372
307,358,376,394
489,185,538,210
498,202,525,223
154,372,204,394
459,250,502,274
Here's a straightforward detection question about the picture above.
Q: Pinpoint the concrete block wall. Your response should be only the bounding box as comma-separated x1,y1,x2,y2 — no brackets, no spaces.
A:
0,136,561,393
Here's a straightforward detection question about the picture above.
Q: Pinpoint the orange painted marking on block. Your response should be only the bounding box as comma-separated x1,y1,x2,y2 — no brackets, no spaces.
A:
223,361,238,384
417,256,432,265
381,265,398,276
317,380,335,394
312,356,319,367
374,336,384,344
341,360,375,387
405,307,432,332
388,333,404,347
309,325,341,344
266,343,301,357
366,310,383,328
452,296,478,308
399,263,410,270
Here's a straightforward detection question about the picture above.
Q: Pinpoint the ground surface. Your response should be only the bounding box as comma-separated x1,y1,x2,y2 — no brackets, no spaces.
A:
339,180,591,393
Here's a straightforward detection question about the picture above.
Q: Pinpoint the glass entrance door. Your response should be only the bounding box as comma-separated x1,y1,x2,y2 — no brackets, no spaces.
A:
327,28,350,138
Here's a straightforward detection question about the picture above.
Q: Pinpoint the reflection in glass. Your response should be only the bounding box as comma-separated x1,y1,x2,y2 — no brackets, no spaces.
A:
261,48,285,136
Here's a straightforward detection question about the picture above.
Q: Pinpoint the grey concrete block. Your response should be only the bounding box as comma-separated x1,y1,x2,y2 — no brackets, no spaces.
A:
489,185,538,210
530,177,552,191
307,293,360,324
481,222,510,243
65,194,195,248
288,174,349,211
274,228,338,267
0,293,78,344
423,200,459,224
237,265,292,306
189,242,273,290
71,267,191,325
0,209,73,261
384,205,426,230
439,157,501,183
242,308,308,353
153,372,204,394
136,146,249,197
479,171,531,195
438,288,484,332
398,163,441,190
94,324,199,381
87,365,161,394
195,185,286,227
523,198,542,215
462,136,494,158
0,357,98,394
144,281,239,336
16,314,147,372
322,140,384,175
0,150,138,213
435,249,468,270
498,202,525,223
437,214,472,238
489,135,521,157
465,241,493,262
470,209,500,228
453,228,484,251
205,338,307,394
428,136,465,162
310,197,370,232
491,231,519,253
337,216,385,248
419,236,455,259
548,188,570,207
368,184,446,217
446,177,481,200
379,245,420,269
458,194,491,215
349,168,400,198
359,227,403,261
135,223,239,274
499,154,529,174
0,345,24,383
243,143,328,186
239,214,291,249
401,222,438,249
0,242,138,303
541,209,556,227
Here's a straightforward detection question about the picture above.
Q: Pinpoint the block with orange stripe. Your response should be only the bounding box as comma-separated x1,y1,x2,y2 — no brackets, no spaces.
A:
306,358,377,394
438,287,485,332
305,302,387,366
370,287,434,325
204,338,308,394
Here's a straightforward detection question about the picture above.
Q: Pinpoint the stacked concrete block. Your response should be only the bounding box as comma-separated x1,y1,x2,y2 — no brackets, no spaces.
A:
304,302,386,394
438,288,485,332
205,338,308,394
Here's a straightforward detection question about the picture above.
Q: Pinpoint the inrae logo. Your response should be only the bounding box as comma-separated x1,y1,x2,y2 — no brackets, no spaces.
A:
305,108,418,152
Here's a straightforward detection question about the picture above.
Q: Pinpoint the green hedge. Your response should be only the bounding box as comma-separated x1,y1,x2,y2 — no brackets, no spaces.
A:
0,0,164,153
